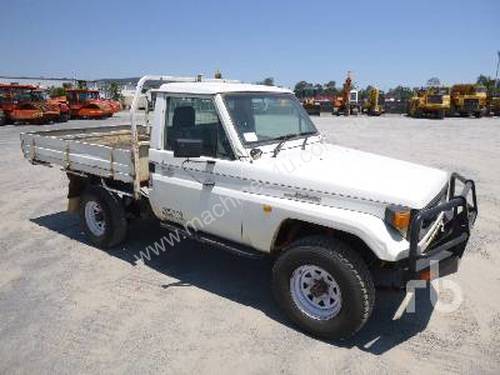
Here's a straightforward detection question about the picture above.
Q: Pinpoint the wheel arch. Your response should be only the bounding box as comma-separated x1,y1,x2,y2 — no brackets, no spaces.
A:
271,218,379,267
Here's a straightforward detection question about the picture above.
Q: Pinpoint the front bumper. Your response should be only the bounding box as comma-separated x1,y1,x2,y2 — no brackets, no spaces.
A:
405,173,478,280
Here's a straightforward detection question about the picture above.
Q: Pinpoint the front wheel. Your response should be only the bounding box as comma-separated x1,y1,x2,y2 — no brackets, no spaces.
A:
272,236,375,339
79,186,127,248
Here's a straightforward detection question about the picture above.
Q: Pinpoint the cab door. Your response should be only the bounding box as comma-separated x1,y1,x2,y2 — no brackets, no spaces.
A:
149,94,243,243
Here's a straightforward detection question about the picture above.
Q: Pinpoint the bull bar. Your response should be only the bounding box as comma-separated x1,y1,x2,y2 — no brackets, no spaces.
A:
406,173,478,279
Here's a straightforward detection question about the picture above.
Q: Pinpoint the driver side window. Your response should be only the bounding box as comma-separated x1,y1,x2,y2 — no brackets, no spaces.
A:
164,96,234,160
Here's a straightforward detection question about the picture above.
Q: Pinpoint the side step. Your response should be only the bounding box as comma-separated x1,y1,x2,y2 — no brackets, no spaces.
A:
159,221,265,259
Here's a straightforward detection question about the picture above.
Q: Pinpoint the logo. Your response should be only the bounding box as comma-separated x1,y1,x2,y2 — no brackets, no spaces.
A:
284,191,322,203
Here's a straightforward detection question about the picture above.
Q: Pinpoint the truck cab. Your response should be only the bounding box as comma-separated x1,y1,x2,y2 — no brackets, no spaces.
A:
408,87,451,119
450,84,488,118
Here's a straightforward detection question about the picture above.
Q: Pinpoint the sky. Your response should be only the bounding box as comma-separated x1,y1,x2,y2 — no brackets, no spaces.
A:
1,0,499,90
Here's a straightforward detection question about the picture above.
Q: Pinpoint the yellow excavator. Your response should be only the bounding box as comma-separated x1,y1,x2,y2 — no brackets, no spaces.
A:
449,84,488,118
407,87,450,119
363,87,384,116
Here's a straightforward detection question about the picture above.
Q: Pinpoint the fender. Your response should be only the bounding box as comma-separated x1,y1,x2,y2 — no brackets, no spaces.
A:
241,192,409,262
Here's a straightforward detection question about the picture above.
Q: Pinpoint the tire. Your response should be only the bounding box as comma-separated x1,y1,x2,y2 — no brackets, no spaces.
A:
59,113,70,123
272,236,375,339
79,186,127,248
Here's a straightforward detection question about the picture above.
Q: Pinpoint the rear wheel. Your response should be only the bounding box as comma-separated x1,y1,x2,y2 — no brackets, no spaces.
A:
59,112,70,122
79,186,127,248
272,236,375,339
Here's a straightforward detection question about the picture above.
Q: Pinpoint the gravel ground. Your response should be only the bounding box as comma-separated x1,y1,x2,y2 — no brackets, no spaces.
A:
1,112,499,374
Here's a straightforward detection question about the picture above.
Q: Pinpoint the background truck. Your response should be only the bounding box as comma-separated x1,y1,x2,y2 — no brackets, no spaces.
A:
487,94,500,116
20,75,478,339
407,87,451,119
449,84,488,118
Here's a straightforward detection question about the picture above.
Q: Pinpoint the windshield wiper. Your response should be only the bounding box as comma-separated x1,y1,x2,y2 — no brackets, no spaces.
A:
300,131,318,149
273,134,297,157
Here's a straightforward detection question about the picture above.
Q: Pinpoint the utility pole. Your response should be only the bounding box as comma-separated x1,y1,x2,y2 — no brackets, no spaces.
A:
495,51,500,90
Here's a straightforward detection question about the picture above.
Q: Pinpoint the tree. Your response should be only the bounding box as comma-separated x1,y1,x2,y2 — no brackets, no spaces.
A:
386,85,414,102
294,81,309,98
76,80,87,89
258,77,274,86
49,86,66,98
477,74,497,94
105,82,123,101
323,81,337,96
313,83,323,96
62,82,73,90
426,77,441,87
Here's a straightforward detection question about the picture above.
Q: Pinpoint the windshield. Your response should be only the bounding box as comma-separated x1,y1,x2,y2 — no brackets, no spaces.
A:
75,91,99,102
223,93,318,145
13,89,36,102
430,87,449,95
32,91,48,101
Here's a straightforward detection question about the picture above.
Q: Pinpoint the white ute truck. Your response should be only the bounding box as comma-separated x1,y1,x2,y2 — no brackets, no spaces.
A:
20,75,478,339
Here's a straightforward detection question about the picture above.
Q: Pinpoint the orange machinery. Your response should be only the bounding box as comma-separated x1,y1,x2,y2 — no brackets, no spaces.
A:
331,72,360,116
0,84,67,124
65,89,114,119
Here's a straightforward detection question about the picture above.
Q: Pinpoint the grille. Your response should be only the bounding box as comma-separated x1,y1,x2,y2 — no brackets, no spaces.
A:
418,184,448,241
427,95,443,104
464,99,479,111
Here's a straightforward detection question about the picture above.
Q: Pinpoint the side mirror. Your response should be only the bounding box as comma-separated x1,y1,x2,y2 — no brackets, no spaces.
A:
173,138,203,158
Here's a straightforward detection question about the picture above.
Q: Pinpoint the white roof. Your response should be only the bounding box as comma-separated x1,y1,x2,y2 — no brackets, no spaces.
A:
156,81,292,95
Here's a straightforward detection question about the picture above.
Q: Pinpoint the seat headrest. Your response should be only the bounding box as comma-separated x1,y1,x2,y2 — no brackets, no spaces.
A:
173,106,195,128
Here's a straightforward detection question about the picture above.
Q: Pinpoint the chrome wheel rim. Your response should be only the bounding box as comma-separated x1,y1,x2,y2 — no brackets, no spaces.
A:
290,265,342,320
84,201,106,236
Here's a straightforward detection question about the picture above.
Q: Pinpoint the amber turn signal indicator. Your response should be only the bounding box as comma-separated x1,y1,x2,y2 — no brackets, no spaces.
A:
392,211,411,230
385,205,411,231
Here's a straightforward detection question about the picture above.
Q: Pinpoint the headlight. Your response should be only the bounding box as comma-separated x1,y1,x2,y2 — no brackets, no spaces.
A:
385,205,411,236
